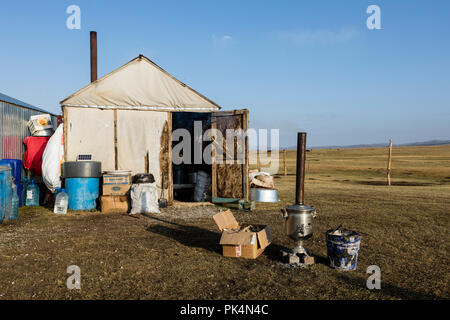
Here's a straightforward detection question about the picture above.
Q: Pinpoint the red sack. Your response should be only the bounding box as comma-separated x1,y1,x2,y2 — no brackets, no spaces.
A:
23,136,50,176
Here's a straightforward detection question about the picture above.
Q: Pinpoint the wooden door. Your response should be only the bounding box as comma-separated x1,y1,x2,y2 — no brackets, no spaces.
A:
211,109,249,202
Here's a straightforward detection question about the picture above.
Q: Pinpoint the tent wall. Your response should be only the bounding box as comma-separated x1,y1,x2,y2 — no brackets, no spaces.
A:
116,109,169,191
64,107,172,203
65,107,116,170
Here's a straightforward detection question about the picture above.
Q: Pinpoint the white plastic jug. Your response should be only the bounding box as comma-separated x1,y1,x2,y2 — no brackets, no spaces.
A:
54,189,69,214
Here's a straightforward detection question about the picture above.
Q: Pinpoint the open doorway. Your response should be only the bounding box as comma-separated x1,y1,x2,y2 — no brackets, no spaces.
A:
172,112,212,202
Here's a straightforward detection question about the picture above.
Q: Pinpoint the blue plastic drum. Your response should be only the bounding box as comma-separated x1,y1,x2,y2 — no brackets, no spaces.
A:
326,228,361,270
0,160,23,206
0,166,12,222
65,178,99,210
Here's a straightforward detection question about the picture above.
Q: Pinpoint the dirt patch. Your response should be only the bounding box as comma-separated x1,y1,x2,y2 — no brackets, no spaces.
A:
154,204,222,221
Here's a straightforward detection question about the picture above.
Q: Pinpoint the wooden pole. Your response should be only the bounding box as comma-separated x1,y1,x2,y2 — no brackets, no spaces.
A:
283,149,287,176
114,109,118,170
257,150,261,171
387,139,392,186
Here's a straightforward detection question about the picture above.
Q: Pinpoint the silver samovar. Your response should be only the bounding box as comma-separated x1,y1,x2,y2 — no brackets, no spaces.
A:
281,132,318,264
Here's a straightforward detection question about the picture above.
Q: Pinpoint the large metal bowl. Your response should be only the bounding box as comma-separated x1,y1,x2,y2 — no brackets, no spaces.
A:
250,188,279,202
32,128,55,137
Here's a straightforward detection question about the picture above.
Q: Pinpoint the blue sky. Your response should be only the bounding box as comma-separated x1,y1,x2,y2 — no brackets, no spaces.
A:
0,0,449,147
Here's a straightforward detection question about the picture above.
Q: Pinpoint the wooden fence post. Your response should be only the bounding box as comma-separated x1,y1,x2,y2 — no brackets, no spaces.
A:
283,149,287,176
257,150,260,171
387,139,392,186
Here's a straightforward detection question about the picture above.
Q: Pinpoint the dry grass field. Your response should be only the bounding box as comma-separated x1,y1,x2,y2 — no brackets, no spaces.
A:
0,145,449,300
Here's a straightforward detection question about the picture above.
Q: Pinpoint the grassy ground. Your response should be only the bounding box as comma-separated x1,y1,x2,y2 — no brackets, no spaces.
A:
1,145,449,299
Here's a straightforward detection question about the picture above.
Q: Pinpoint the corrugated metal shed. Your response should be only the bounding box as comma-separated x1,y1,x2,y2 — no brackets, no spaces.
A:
0,92,57,160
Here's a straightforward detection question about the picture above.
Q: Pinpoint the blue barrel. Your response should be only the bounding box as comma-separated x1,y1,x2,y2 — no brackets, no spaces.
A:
326,229,361,270
0,165,12,222
0,159,23,206
66,178,99,210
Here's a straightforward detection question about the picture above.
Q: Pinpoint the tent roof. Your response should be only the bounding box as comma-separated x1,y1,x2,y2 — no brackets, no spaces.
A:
61,55,220,112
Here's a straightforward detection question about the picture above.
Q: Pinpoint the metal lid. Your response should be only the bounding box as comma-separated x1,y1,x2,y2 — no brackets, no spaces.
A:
285,203,316,213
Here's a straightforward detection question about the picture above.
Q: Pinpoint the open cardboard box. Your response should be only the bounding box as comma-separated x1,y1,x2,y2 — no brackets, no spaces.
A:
213,210,272,259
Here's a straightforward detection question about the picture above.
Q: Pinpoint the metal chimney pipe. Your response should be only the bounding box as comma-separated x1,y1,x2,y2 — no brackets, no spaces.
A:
295,132,307,205
90,31,97,82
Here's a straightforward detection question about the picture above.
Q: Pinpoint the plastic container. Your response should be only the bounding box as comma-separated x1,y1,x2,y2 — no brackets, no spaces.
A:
9,181,19,220
27,114,53,135
22,177,29,206
54,188,69,214
0,159,23,206
326,228,361,271
65,177,99,210
193,171,211,202
62,161,102,178
0,165,12,222
17,183,23,207
25,179,40,207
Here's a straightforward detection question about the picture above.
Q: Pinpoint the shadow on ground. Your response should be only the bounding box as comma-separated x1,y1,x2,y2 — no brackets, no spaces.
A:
264,244,332,267
144,214,222,254
334,270,444,300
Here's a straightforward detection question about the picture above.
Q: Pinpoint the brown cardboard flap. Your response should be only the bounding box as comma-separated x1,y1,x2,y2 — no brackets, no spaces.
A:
213,210,239,231
220,231,255,246
257,226,272,249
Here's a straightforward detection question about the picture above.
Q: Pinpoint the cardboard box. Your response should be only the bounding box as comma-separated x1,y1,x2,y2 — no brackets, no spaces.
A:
27,114,53,135
103,174,132,185
102,174,131,195
213,210,272,259
101,195,130,213
103,184,131,195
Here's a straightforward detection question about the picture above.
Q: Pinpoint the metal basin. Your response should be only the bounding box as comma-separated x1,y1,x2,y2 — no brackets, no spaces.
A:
32,129,54,137
250,188,279,202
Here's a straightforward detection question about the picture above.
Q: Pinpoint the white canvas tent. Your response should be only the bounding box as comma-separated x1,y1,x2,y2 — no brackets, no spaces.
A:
61,55,249,205
61,55,220,111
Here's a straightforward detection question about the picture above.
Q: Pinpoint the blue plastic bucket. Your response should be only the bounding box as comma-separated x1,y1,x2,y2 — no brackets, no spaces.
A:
66,178,99,210
326,228,361,270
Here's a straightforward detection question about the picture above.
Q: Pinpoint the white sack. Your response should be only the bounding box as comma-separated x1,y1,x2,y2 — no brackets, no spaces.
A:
130,183,160,214
42,124,64,193
249,171,274,189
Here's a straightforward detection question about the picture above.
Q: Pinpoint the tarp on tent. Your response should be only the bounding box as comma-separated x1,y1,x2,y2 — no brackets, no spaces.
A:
60,55,220,112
